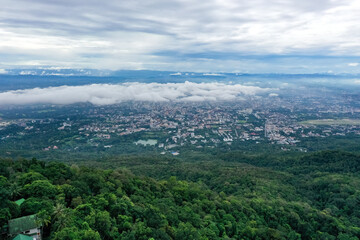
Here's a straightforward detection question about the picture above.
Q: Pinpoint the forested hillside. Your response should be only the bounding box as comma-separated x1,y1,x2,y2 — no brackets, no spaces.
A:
1,151,360,239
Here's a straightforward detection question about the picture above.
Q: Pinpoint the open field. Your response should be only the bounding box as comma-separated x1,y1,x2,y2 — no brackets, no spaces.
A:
300,118,360,125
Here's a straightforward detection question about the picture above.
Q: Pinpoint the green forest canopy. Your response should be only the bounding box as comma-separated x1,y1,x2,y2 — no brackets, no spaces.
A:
0,150,360,239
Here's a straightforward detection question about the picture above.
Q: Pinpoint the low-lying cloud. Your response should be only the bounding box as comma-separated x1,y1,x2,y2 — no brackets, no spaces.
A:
0,82,272,105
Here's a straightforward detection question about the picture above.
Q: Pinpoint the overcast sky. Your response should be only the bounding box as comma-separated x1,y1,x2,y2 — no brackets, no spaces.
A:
1,0,360,73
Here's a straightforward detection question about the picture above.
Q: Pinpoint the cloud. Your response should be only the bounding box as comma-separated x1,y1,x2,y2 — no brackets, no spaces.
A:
348,63,359,67
1,0,360,72
0,69,8,74
0,82,272,105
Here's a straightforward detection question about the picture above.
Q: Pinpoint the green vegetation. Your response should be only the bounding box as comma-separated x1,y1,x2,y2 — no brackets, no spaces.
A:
1,150,360,239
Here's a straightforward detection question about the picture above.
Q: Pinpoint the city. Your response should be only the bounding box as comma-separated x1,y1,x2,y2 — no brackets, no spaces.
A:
1,89,360,158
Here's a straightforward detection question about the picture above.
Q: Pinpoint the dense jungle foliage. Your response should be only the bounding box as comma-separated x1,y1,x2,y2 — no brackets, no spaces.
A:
1,150,360,239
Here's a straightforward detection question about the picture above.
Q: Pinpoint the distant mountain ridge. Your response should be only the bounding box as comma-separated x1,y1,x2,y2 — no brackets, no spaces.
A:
1,69,360,93
2,68,360,77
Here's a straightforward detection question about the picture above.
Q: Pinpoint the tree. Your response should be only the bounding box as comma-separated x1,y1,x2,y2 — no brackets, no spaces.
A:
52,203,73,231
18,171,47,186
174,222,200,240
22,180,57,199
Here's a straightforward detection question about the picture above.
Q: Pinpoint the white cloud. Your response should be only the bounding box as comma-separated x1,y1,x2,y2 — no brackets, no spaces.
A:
19,71,36,75
0,82,272,105
348,63,359,67
0,69,8,74
269,93,279,97
1,0,360,72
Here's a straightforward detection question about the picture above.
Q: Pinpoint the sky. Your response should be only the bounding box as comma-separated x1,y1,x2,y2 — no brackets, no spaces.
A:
1,0,360,73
